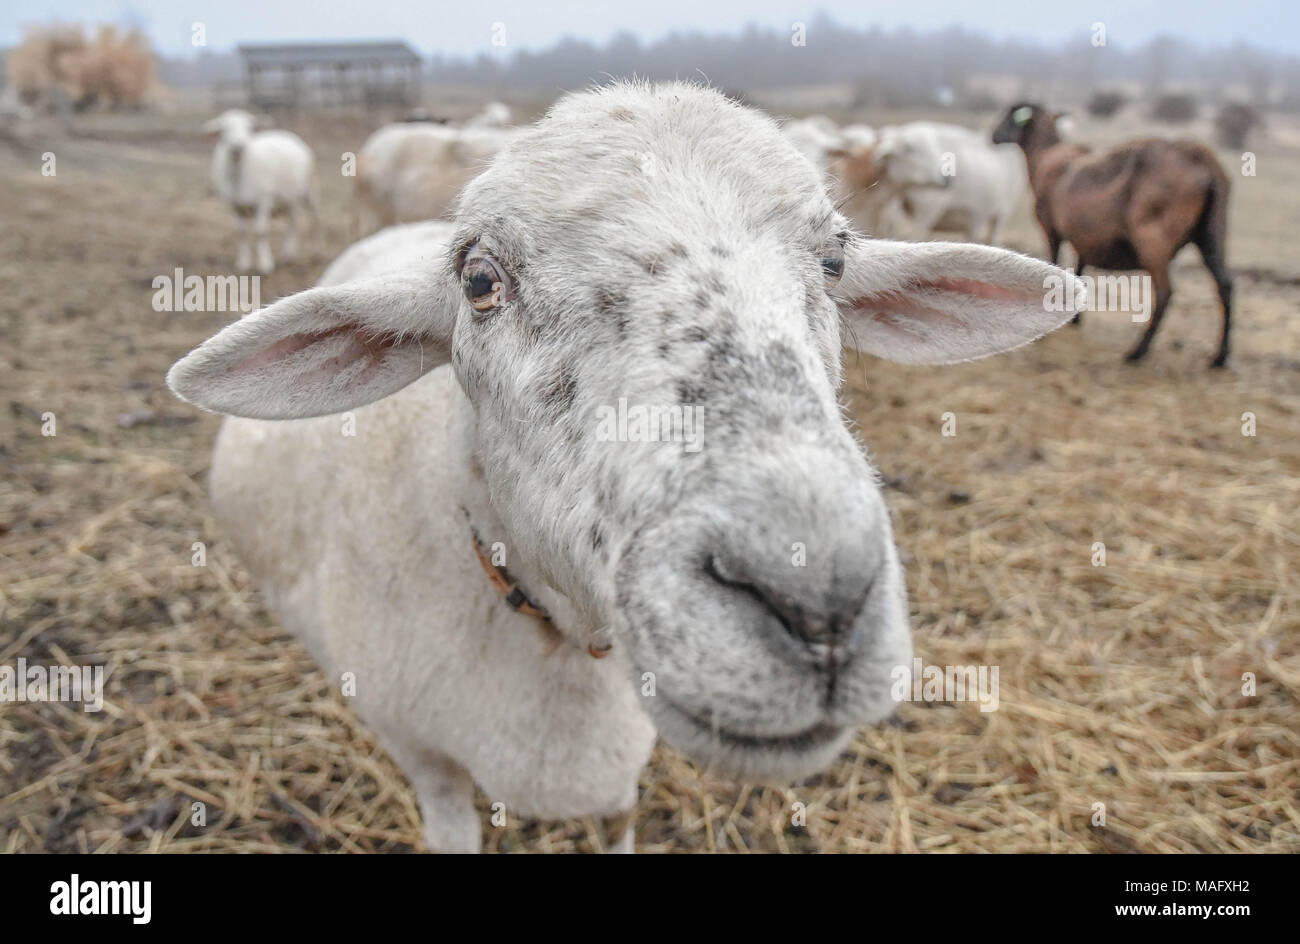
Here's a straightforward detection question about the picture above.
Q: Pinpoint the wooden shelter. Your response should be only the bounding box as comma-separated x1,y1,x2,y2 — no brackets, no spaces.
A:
237,41,421,109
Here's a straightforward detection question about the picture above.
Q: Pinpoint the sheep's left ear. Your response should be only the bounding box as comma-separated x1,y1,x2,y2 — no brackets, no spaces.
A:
167,270,460,420
833,238,1085,365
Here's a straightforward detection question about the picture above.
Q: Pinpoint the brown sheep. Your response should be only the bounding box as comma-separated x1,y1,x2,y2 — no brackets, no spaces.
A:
993,103,1233,367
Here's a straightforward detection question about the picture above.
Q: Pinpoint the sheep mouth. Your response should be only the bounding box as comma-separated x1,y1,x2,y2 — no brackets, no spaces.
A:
654,695,846,754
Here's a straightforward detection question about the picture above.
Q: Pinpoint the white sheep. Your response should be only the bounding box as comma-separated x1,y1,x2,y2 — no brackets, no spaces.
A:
871,121,1026,244
781,114,844,177
168,82,1082,853
204,109,317,274
352,121,515,237
463,101,512,128
782,117,904,236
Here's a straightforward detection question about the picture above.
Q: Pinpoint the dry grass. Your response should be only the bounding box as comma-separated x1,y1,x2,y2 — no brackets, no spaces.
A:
1,104,1297,853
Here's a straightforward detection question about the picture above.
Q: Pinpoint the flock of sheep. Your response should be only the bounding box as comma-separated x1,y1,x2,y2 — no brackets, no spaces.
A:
204,101,513,275
779,105,1232,366
181,80,1233,852
207,88,1234,367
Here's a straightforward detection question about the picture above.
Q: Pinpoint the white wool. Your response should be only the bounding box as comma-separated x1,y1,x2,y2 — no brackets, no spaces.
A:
353,122,516,237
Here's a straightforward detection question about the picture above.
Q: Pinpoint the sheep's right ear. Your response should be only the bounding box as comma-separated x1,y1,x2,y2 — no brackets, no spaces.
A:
834,237,1085,364
167,271,459,420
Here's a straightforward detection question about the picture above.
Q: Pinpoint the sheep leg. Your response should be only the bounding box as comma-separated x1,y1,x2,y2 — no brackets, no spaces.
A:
1126,262,1172,362
1051,236,1082,325
1209,272,1233,368
902,192,948,241
235,214,253,272
874,195,902,238
305,191,323,259
1071,262,1087,325
253,198,274,274
977,217,998,248
603,810,636,854
1195,232,1234,369
404,752,481,853
281,203,300,261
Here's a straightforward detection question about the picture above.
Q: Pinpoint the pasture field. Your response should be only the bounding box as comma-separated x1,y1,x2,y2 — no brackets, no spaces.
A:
1,99,1297,852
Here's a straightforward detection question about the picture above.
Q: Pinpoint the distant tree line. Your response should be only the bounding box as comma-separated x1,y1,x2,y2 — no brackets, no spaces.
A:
148,13,1299,110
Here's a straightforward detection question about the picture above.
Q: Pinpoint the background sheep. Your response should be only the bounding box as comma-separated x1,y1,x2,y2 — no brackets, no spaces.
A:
205,109,318,274
352,122,515,237
783,118,899,235
993,102,1233,366
464,101,513,128
872,121,1026,244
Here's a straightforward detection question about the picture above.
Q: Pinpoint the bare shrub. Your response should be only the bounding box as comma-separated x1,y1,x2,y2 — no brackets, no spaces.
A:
1150,93,1198,123
1086,90,1128,118
1215,102,1262,149
6,23,157,111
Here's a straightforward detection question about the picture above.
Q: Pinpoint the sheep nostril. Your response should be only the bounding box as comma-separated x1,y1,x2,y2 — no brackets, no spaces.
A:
705,555,865,659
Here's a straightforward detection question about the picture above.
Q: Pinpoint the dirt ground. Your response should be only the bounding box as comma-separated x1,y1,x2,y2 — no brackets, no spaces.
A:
1,98,1297,853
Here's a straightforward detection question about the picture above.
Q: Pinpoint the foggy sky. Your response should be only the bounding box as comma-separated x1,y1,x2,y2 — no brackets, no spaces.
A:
3,0,1297,58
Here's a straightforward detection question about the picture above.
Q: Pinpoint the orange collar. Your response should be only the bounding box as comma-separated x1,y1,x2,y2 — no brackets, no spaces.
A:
468,526,611,659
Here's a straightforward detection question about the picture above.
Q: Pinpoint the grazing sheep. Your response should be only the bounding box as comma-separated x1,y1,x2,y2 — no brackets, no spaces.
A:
168,82,1083,853
205,109,317,274
871,122,1025,244
993,103,1234,366
352,121,515,237
783,118,900,235
789,121,950,239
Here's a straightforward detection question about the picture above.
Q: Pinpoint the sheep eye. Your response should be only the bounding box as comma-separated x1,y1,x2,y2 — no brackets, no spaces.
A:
461,244,512,313
821,240,845,286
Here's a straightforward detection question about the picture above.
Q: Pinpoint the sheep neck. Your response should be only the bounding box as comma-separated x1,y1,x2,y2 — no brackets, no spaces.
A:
449,393,609,658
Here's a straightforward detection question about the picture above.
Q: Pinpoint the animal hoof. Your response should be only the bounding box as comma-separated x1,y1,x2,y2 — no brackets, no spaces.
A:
1124,350,1146,363
1210,357,1228,369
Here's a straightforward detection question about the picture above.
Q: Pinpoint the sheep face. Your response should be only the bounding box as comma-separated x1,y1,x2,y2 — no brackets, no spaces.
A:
203,108,258,144
170,82,1082,782
444,85,911,779
991,103,1045,147
446,84,1077,779
874,129,952,190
